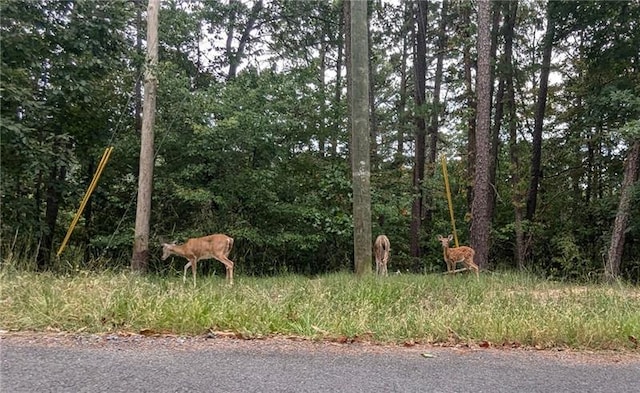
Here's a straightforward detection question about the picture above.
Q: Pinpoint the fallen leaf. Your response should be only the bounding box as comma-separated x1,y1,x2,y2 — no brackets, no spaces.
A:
479,340,490,348
139,328,157,337
421,353,436,358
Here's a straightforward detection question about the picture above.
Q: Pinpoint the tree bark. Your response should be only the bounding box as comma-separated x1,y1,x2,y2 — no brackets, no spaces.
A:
428,0,447,166
605,140,640,279
470,0,493,270
332,1,345,157
226,0,263,81
423,0,448,226
368,8,378,169
37,165,66,270
394,1,411,166
344,0,352,144
462,3,476,210
131,0,159,273
410,0,428,263
350,0,372,276
487,2,503,222
525,2,555,221
134,0,143,133
503,1,525,269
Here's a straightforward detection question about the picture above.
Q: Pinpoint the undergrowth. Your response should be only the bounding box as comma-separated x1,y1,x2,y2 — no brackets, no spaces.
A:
1,267,638,351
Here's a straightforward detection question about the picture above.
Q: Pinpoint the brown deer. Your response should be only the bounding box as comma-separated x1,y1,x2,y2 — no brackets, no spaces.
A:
437,234,479,279
161,234,234,287
373,235,391,276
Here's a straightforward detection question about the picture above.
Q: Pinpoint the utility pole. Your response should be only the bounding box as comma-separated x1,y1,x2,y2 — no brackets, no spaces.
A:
350,0,372,276
132,0,159,273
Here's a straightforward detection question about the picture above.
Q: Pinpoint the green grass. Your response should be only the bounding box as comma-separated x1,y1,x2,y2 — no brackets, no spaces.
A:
1,269,638,350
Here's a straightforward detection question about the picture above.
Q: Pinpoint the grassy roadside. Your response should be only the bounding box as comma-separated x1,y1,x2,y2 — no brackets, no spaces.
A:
1,269,638,350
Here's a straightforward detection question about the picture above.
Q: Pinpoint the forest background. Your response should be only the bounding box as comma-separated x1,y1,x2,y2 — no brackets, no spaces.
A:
2,0,639,282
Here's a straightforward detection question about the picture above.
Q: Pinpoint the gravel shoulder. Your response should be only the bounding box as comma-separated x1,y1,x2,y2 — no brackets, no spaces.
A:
2,331,639,364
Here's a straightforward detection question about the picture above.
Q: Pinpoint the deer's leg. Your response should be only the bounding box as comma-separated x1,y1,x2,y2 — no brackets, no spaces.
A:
215,257,234,285
192,259,198,287
183,261,192,283
445,259,453,273
469,258,479,279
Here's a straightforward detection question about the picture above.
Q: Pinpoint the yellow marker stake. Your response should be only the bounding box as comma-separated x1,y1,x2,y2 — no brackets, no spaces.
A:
440,155,459,247
57,146,114,257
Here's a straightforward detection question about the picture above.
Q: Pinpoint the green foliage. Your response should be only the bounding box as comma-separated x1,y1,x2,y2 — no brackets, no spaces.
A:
2,0,639,280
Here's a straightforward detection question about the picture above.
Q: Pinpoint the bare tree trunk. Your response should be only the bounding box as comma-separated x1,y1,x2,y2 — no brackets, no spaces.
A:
470,0,493,270
134,0,143,133
368,9,378,169
332,1,345,157
488,2,503,222
226,0,263,81
501,1,525,270
410,0,428,263
350,0,372,276
344,0,352,145
605,140,640,279
83,160,94,263
319,40,327,155
525,2,555,221
502,2,525,270
428,0,447,166
37,165,66,270
395,1,411,166
462,3,476,210
131,0,159,273
424,0,449,226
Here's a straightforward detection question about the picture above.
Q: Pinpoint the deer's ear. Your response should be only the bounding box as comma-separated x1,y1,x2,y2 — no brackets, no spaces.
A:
448,234,454,241
437,235,443,240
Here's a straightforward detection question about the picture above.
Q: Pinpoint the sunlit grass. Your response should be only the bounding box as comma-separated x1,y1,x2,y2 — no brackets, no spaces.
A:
1,268,638,350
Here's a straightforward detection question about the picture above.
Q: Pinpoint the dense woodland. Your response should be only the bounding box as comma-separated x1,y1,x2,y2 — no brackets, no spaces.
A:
2,0,639,281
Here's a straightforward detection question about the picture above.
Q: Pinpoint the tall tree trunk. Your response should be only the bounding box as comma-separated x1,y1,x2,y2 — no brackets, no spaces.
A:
83,160,94,263
525,2,555,221
487,2,503,222
37,165,66,270
226,0,263,81
368,13,378,169
605,140,640,279
319,39,327,155
503,1,524,269
410,0,428,262
424,0,449,225
132,0,159,273
462,2,476,210
395,1,411,166
134,0,143,133
344,0,352,145
428,0,447,166
350,0,372,276
332,1,345,157
470,0,493,270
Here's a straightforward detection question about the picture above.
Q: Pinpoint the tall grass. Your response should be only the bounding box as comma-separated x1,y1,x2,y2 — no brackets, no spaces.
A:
1,268,638,350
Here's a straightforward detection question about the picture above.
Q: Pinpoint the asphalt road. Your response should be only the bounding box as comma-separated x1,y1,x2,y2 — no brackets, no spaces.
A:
1,334,639,393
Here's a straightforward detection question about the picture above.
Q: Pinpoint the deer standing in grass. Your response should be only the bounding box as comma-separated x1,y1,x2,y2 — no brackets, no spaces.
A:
437,234,479,279
161,234,235,287
373,235,390,276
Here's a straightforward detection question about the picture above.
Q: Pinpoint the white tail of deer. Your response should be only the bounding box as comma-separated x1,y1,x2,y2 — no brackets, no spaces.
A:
437,234,479,279
373,235,390,276
161,234,234,286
